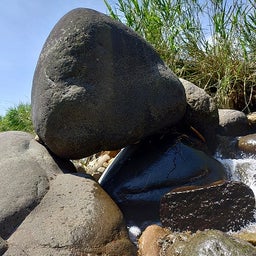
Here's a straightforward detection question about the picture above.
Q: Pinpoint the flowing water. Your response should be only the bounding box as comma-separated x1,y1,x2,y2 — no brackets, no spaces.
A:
129,144,256,241
215,150,256,233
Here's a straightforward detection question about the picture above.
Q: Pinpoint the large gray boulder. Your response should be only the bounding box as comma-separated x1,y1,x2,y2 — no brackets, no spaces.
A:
32,8,186,159
5,174,136,256
0,131,74,239
179,78,219,153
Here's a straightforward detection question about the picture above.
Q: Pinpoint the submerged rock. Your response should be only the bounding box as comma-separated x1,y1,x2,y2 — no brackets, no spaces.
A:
99,133,227,225
32,8,186,159
160,180,255,232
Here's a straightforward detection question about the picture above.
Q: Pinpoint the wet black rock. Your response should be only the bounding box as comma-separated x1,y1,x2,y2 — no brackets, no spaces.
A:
99,133,227,226
160,180,255,232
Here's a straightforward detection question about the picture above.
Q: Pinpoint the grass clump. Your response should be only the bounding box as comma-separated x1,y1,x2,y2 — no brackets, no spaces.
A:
0,103,34,133
104,0,256,112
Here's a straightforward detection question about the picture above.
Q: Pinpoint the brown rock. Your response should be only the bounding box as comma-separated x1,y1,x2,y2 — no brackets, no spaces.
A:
160,180,255,232
5,174,136,255
138,225,169,256
234,226,256,246
238,134,256,154
247,112,256,130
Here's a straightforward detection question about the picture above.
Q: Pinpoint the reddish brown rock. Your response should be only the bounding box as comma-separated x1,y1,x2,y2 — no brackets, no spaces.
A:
160,180,255,232
138,225,169,256
238,134,256,154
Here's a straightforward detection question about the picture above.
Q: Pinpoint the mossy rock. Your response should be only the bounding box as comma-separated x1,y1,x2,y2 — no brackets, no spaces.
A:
162,230,256,256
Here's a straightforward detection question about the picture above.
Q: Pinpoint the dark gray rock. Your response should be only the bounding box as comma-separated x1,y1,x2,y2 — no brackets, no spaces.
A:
0,131,74,239
99,133,227,226
161,229,256,256
32,8,186,159
160,180,255,232
218,109,250,136
6,174,136,256
0,237,7,255
179,78,219,153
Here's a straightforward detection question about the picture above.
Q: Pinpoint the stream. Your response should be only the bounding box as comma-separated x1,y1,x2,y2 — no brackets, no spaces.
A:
127,138,256,241
216,148,256,233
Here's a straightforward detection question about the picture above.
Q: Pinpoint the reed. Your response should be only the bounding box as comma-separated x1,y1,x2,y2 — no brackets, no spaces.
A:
0,103,33,133
104,0,256,112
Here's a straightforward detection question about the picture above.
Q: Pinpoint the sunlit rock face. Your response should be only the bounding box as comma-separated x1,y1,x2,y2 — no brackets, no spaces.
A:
179,78,219,153
31,8,186,159
0,131,71,239
218,109,251,137
160,180,255,232
99,132,227,226
5,174,136,256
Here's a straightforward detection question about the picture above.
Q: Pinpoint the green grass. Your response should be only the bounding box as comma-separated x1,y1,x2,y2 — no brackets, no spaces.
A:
0,103,34,133
104,0,256,113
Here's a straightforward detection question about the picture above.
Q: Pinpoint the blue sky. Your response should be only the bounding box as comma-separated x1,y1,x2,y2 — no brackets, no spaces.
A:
0,0,116,116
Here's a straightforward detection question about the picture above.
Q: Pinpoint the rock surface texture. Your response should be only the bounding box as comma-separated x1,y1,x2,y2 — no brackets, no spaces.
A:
238,133,256,154
218,109,251,136
160,180,255,232
32,8,186,159
5,174,136,256
162,229,256,256
99,133,227,226
0,131,68,239
180,78,219,152
138,227,256,256
0,237,7,255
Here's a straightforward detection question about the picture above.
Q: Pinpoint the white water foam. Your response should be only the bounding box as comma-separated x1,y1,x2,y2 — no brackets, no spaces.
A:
216,156,256,198
216,154,256,233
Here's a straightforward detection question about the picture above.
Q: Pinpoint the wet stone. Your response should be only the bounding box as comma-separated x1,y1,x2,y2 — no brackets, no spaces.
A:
238,134,256,155
99,133,227,226
160,180,255,232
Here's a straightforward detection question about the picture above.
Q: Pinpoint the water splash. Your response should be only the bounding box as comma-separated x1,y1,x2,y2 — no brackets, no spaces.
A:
216,155,256,198
129,151,256,241
216,153,256,233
